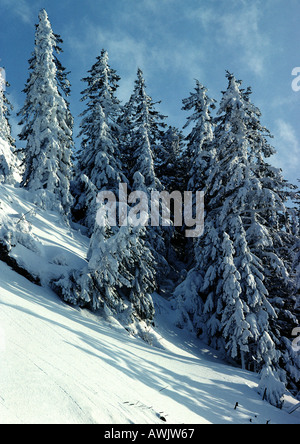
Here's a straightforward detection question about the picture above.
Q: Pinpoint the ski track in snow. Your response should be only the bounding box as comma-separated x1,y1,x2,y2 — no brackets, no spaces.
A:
0,184,299,424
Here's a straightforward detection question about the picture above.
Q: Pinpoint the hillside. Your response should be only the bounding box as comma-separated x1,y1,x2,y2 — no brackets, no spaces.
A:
0,183,299,424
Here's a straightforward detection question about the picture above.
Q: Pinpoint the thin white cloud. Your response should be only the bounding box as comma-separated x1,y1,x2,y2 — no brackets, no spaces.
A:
64,14,205,102
186,1,271,76
0,0,35,24
220,6,268,75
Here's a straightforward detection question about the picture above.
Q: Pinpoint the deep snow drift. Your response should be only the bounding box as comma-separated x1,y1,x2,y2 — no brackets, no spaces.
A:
0,184,299,424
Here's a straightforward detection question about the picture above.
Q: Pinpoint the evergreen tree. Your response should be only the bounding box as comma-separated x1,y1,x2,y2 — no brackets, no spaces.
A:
122,68,167,180
18,9,73,215
120,69,170,286
80,49,121,137
218,230,249,369
175,72,297,407
227,216,277,371
182,80,216,194
130,123,158,190
208,73,296,405
177,81,217,267
291,183,300,295
72,50,125,233
257,332,286,409
52,33,72,98
82,200,156,322
158,126,185,192
52,31,74,163
174,81,217,327
0,77,15,148
0,77,19,184
284,183,300,399
53,198,156,327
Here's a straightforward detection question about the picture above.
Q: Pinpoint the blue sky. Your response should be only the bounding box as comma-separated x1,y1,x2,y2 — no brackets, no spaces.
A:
0,0,299,187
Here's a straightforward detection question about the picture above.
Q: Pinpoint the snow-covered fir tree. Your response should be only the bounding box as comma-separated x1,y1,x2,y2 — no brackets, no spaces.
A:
129,121,158,190
0,78,19,184
72,50,125,233
52,31,74,161
285,183,300,399
231,79,299,398
53,193,156,327
122,68,167,179
175,72,298,407
120,69,171,286
0,79,14,147
182,80,216,194
291,183,300,296
18,9,73,215
218,230,249,369
178,81,217,267
81,49,121,132
174,81,217,325
80,182,156,323
75,101,126,234
158,126,185,192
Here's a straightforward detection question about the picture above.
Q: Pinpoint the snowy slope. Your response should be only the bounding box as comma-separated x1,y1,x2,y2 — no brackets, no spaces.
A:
0,184,299,424
0,184,88,286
